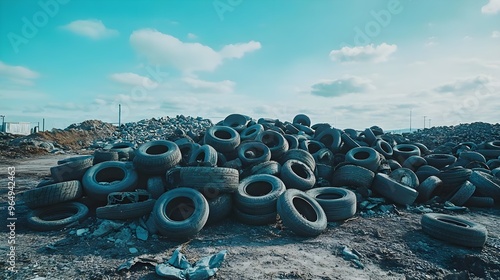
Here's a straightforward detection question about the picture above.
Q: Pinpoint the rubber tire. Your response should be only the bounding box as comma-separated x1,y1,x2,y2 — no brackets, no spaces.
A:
235,174,286,215
315,163,334,181
251,160,281,177
96,199,156,220
293,114,311,127
93,150,119,165
389,168,419,189
105,142,135,161
234,208,277,226
237,141,271,167
240,124,264,142
284,134,299,150
206,194,233,225
166,167,239,195
416,176,442,202
313,148,334,165
437,167,472,194
277,189,327,237
341,133,361,150
147,176,167,199
279,149,316,173
256,130,289,160
402,156,427,172
363,128,378,146
469,170,500,201
51,156,93,183
133,140,182,175
464,196,495,208
26,202,89,231
188,144,218,167
314,128,342,154
393,144,421,165
21,180,83,209
331,164,375,189
57,155,93,165
424,154,457,170
421,213,488,248
299,140,325,155
223,113,249,133
204,126,241,153
476,149,500,159
345,147,381,172
372,173,418,205
306,187,356,221
459,151,486,163
82,161,139,203
485,140,500,150
448,181,476,206
373,139,393,158
280,160,316,191
177,142,200,166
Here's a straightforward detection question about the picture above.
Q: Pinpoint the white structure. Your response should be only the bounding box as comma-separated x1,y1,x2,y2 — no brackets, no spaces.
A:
2,122,31,135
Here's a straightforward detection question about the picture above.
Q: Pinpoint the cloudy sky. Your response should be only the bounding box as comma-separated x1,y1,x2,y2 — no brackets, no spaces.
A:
1,0,499,131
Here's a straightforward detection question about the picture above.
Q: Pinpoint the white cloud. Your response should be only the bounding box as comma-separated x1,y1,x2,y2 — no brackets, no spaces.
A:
425,36,438,47
482,0,500,14
0,61,39,85
492,31,500,38
110,72,159,89
182,77,235,94
329,43,397,63
61,19,118,39
434,75,494,94
129,29,261,73
187,33,198,39
310,76,375,97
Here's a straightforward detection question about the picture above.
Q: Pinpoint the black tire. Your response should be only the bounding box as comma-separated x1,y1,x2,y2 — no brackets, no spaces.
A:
177,142,200,166
93,149,119,165
256,130,289,160
315,164,334,181
413,142,431,156
389,168,419,189
306,187,356,221
280,160,316,191
223,113,249,132
416,176,441,202
295,124,315,135
387,159,402,171
235,174,286,215
26,202,89,231
485,140,500,150
21,180,83,209
372,173,418,205
133,140,182,175
464,196,495,208
424,154,457,169
237,141,271,167
82,161,139,203
96,199,156,220
51,156,93,183
436,167,472,195
373,139,393,158
188,144,218,167
204,126,241,153
284,134,299,150
234,208,277,226
345,147,381,172
299,140,325,155
363,128,378,146
448,181,476,206
57,155,94,165
469,170,500,201
285,123,300,134
166,167,239,195
152,188,209,240
240,124,264,142
416,165,440,183
36,178,56,188
105,142,136,160
251,160,281,177
331,164,375,189
402,156,427,172
487,159,500,170
314,128,342,153
421,213,488,248
293,114,311,127
313,148,334,165
277,189,327,237
206,194,233,225
459,151,486,163
341,133,361,150
476,149,500,159
279,149,316,173
393,144,421,164
147,176,166,199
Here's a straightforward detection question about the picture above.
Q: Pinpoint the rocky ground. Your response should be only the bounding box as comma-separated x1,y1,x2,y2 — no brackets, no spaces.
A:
0,117,499,279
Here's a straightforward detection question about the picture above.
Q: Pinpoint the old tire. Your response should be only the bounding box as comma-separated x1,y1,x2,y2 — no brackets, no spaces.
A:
256,130,289,160
234,208,277,226
237,141,271,167
373,139,394,158
421,213,487,248
147,176,167,199
152,188,209,240
188,144,218,167
251,160,281,177
416,176,442,202
51,156,93,183
306,187,356,221
235,174,286,215
206,194,233,225
93,149,119,165
167,167,239,195
345,147,380,172
277,189,327,237
133,140,182,175
96,199,156,220
424,154,457,170
293,114,311,127
469,170,500,201
393,144,421,164
464,196,495,208
26,202,89,231
389,168,419,189
372,173,418,205
204,126,241,153
279,149,316,173
240,124,264,142
448,181,476,206
331,164,375,189
280,160,316,191
21,180,83,209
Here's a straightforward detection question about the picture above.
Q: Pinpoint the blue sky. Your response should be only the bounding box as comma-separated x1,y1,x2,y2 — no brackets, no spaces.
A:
1,0,499,131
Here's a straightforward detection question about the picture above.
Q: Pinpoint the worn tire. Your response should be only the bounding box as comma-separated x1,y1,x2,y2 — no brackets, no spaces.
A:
237,141,271,167
393,144,421,164
251,160,281,177
436,167,472,195
402,156,427,172
416,176,442,202
133,140,182,175
284,134,299,150
277,189,327,237
256,130,289,160
82,161,139,203
314,128,342,153
147,176,167,199
93,149,119,165
235,174,286,215
389,168,419,189
464,196,495,208
204,126,241,153
188,144,218,167
96,199,156,220
167,167,239,195
306,187,356,221
345,147,381,172
373,139,394,158
280,160,316,191
223,113,249,132
153,188,209,240
425,154,457,169
421,213,487,248
206,194,233,225
447,180,475,206
105,142,136,161
234,208,277,226
459,151,486,163
292,114,311,127
21,180,83,209
51,156,93,183
299,140,325,155
240,124,264,142
469,170,500,201
26,202,89,231
331,164,375,189
279,149,316,173
372,173,418,205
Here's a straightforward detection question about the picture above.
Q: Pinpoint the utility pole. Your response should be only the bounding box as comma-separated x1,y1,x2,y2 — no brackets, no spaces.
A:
409,109,412,132
118,104,122,127
423,115,426,129
0,115,4,132
43,118,45,131
428,118,431,128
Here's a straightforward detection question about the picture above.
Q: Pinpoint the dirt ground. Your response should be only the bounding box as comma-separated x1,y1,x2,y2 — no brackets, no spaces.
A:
1,155,499,280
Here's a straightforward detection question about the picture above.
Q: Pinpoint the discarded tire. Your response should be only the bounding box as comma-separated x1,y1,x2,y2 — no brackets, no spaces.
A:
277,189,327,237
424,154,457,170
82,161,139,203
402,156,427,172
315,128,342,153
393,144,421,164
251,160,281,177
256,130,289,160
234,208,277,226
448,181,476,206
235,174,286,215
240,124,264,142
153,188,209,240
372,173,418,205
331,165,375,189
133,140,182,175
204,126,241,153
105,142,135,161
27,202,89,231
279,149,316,173
345,147,381,172
373,139,393,158
147,176,167,199
280,159,316,191
93,149,119,165
167,167,239,195
96,198,156,220
389,168,419,189
237,141,271,167
51,156,93,183
469,170,500,201
306,187,356,221
421,213,488,248
206,194,233,225
223,113,249,132
464,196,495,208
292,114,311,127
188,144,218,167
416,176,442,202
21,180,83,209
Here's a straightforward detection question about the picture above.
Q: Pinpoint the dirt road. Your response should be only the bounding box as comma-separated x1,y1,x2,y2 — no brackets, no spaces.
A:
1,156,499,280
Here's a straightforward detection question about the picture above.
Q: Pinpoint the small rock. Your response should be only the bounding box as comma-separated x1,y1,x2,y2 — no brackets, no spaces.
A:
76,228,89,236
129,247,139,254
136,226,149,241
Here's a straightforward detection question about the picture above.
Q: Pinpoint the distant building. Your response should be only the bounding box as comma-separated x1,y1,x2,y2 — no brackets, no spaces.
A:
1,122,31,135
